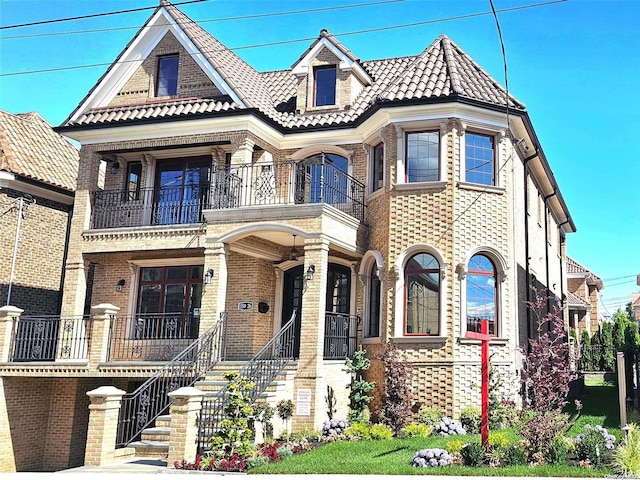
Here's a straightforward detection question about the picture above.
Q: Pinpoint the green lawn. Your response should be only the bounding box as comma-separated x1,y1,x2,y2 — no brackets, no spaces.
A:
249,437,610,476
250,383,621,476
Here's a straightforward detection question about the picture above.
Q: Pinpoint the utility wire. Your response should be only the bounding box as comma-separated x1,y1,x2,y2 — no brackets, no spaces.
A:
433,0,512,248
1,0,404,40
0,0,210,30
0,0,568,77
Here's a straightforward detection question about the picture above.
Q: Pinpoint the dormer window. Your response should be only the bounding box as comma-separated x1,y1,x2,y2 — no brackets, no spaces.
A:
314,65,336,106
157,55,179,96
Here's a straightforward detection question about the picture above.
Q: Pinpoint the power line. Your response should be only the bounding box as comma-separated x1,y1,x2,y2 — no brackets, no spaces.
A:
602,274,637,282
0,0,569,77
1,0,404,40
0,0,210,30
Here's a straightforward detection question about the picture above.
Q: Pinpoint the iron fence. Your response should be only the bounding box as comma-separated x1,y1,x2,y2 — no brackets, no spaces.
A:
116,313,227,447
323,313,359,360
107,313,201,362
10,315,92,362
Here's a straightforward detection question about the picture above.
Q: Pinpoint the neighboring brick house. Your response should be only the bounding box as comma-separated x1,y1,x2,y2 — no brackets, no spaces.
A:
0,110,78,313
0,0,577,471
566,256,604,336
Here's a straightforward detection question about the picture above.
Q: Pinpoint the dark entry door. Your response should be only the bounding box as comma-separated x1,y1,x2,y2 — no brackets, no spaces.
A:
282,265,303,358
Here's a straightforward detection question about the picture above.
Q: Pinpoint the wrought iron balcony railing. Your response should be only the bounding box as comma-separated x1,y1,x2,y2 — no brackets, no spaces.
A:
91,160,365,229
9,315,92,362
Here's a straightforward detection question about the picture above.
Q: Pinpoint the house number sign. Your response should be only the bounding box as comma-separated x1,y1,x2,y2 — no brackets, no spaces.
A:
238,302,253,311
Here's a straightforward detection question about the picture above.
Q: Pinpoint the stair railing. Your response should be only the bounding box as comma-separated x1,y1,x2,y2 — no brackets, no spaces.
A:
197,312,297,451
116,313,227,447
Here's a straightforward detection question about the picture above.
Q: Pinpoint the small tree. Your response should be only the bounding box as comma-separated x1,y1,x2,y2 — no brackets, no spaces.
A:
591,330,602,371
344,346,375,423
579,329,592,371
521,291,578,413
601,322,615,371
378,342,412,435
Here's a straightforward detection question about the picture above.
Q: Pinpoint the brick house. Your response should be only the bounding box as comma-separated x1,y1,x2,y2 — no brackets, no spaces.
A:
0,0,576,471
566,256,604,336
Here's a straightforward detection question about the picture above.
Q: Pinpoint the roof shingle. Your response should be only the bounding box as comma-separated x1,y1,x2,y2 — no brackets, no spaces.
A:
1,110,79,192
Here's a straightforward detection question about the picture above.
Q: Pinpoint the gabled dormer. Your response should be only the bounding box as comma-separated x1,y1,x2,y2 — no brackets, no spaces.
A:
291,29,372,114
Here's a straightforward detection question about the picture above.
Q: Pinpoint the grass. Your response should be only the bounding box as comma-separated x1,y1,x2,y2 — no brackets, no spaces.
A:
249,383,621,476
249,436,610,476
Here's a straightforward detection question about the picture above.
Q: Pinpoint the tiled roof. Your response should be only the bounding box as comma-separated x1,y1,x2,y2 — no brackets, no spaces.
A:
61,4,525,130
0,110,79,191
566,291,591,308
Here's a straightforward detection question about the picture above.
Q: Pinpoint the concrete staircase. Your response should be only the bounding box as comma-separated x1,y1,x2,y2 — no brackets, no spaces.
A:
128,360,297,458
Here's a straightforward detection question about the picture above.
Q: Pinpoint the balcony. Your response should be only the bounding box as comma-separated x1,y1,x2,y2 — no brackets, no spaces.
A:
91,160,365,230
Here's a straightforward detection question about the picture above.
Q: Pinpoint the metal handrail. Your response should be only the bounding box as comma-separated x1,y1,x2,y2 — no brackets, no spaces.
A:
197,312,297,451
116,313,227,447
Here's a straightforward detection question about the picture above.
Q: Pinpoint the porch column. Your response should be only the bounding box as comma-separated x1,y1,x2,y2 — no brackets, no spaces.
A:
89,304,119,368
85,386,126,467
60,259,89,317
167,387,204,466
0,306,22,362
200,242,228,333
293,237,329,431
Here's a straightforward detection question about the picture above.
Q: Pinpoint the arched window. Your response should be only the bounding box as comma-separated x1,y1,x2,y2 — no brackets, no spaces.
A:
405,253,440,335
366,264,381,338
466,254,497,335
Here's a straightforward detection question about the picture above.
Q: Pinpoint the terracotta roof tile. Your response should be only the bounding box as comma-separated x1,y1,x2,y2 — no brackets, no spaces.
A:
62,6,526,130
0,110,79,191
566,291,591,308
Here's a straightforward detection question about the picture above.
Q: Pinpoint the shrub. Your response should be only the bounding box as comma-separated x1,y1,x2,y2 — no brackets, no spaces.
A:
412,448,454,468
276,445,294,460
522,291,578,413
378,342,413,435
276,399,294,421
369,423,394,440
244,455,269,470
488,432,510,450
446,439,466,454
501,443,528,466
402,422,432,438
434,416,466,436
290,427,321,442
612,423,640,476
417,405,442,428
460,406,481,434
322,418,349,437
461,441,485,467
344,346,375,423
544,435,569,465
345,421,371,440
518,410,568,461
575,424,616,466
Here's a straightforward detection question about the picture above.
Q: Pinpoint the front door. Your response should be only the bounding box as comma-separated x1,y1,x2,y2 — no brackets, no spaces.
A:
281,263,352,359
282,265,304,358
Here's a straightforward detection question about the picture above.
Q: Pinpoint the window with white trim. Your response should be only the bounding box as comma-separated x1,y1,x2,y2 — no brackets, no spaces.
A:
406,131,440,182
465,132,495,185
365,263,381,337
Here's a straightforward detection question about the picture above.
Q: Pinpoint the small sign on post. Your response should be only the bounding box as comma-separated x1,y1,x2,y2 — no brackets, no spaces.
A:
465,319,491,450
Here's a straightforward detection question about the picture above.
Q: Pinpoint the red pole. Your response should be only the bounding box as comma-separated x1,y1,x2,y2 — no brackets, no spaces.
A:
480,319,489,450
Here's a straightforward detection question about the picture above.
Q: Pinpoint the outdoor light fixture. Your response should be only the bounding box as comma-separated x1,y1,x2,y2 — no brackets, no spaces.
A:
306,264,316,281
204,268,214,284
116,279,125,292
110,161,120,174
289,234,299,261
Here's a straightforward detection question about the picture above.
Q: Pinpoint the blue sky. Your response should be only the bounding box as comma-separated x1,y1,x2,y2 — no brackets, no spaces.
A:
1,0,638,314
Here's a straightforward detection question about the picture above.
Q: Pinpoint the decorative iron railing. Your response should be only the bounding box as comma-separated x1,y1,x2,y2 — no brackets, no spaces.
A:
9,315,92,362
107,313,201,362
197,312,297,452
115,313,227,447
90,160,365,229
323,313,359,360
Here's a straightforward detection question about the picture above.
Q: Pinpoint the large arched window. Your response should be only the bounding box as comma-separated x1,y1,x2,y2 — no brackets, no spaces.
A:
405,253,440,335
466,254,497,335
